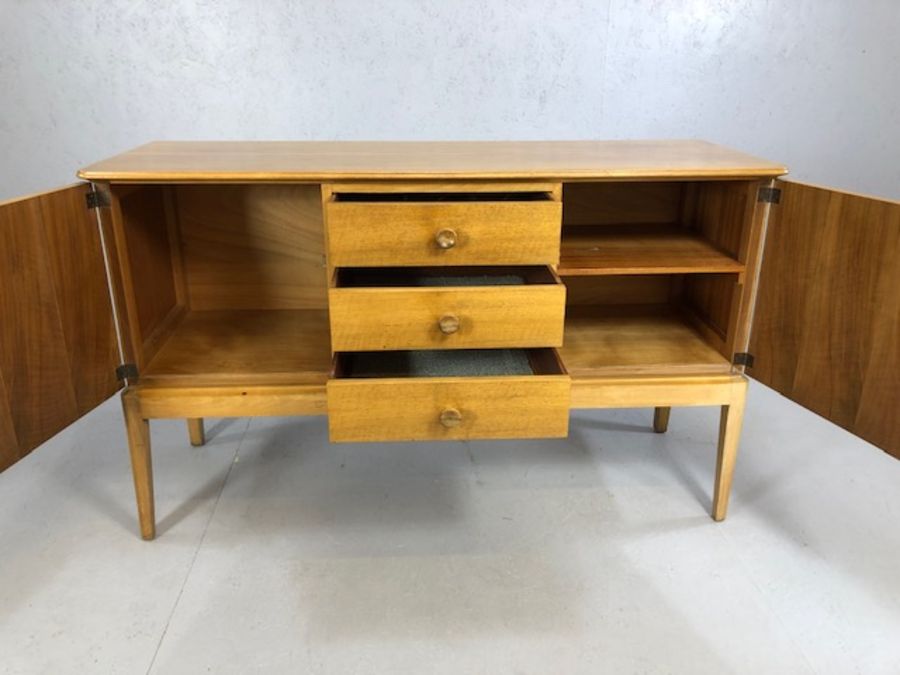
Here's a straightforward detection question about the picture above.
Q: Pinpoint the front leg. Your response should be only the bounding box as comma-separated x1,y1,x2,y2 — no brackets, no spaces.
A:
711,380,747,521
122,390,155,540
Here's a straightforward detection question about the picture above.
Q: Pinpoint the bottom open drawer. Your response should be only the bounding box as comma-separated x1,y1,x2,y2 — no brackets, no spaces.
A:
327,348,570,442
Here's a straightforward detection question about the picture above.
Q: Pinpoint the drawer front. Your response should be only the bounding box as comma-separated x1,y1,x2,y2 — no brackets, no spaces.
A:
329,282,566,351
325,201,562,267
327,374,571,442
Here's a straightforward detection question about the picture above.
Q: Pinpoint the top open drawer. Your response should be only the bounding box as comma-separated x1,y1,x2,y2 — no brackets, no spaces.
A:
323,183,563,267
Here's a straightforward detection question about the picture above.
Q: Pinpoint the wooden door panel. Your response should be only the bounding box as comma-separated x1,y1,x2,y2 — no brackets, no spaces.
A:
749,181,900,457
854,277,900,453
0,184,120,471
0,368,17,468
40,185,121,415
0,193,81,458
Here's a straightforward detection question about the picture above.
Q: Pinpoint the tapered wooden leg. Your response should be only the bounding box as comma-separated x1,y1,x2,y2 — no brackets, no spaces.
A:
187,418,205,446
122,391,155,540
653,407,671,433
712,383,747,522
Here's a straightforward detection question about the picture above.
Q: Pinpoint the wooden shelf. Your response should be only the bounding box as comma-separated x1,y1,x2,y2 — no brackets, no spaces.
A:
559,305,732,376
142,309,332,386
558,225,744,276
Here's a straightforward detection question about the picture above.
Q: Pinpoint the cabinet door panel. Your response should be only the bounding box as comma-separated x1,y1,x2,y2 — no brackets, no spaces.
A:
0,184,120,471
0,368,17,469
749,180,900,457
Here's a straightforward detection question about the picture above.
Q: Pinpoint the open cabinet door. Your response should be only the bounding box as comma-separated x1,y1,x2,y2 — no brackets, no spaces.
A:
747,180,900,458
0,183,121,471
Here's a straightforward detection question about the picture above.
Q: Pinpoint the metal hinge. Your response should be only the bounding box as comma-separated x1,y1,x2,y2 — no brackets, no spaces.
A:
757,186,781,204
115,363,139,381
85,190,111,210
732,352,755,368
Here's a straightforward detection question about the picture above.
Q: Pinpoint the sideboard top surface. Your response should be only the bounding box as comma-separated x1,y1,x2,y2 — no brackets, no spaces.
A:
78,140,787,183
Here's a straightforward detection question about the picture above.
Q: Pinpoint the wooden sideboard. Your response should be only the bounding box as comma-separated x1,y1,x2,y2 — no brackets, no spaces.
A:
1,141,897,539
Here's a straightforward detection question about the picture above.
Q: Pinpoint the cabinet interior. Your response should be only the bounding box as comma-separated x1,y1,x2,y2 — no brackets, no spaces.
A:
113,179,753,384
558,180,754,377
115,183,331,385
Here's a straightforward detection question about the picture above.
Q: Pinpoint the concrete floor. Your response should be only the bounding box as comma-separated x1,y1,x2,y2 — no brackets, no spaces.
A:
1,381,898,674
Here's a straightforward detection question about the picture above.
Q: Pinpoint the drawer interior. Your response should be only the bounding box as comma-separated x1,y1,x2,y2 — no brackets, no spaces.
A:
334,265,560,288
333,348,566,379
332,191,554,202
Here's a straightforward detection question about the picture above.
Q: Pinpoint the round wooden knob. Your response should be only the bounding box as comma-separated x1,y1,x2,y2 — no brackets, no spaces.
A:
439,408,462,428
438,314,460,334
435,228,457,249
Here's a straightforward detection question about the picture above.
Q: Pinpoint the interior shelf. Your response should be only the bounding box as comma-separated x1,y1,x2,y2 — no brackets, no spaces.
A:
142,309,332,385
559,305,732,377
558,225,744,276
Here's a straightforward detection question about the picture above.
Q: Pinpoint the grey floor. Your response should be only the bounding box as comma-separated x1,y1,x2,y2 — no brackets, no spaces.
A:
1,382,899,675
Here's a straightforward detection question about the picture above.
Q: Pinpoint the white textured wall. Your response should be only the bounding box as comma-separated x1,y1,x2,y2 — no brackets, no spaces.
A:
1,0,897,201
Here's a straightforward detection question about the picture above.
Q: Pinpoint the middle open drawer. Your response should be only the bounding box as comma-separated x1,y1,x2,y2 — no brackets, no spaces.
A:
329,266,566,351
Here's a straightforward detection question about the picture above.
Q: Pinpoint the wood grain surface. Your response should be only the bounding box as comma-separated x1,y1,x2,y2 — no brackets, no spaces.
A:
0,367,18,469
328,349,570,442
140,309,332,386
570,373,746,409
562,181,684,226
749,181,900,457
77,140,786,182
176,184,327,310
0,184,119,471
682,181,761,351
330,268,566,351
562,275,674,306
560,305,732,377
325,199,562,267
559,225,744,276
108,185,180,369
134,384,327,418
118,186,178,342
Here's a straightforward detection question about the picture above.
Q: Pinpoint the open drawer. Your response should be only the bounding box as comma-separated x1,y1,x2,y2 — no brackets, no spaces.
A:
329,266,566,351
324,187,562,267
327,348,571,442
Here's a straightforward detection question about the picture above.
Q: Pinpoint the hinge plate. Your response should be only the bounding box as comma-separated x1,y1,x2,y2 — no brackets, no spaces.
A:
86,190,111,209
733,352,755,368
757,186,781,204
115,363,139,380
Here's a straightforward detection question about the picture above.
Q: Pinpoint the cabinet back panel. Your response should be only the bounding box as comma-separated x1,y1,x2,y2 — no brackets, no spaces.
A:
562,182,684,226
563,275,674,306
176,184,326,310
119,187,179,341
